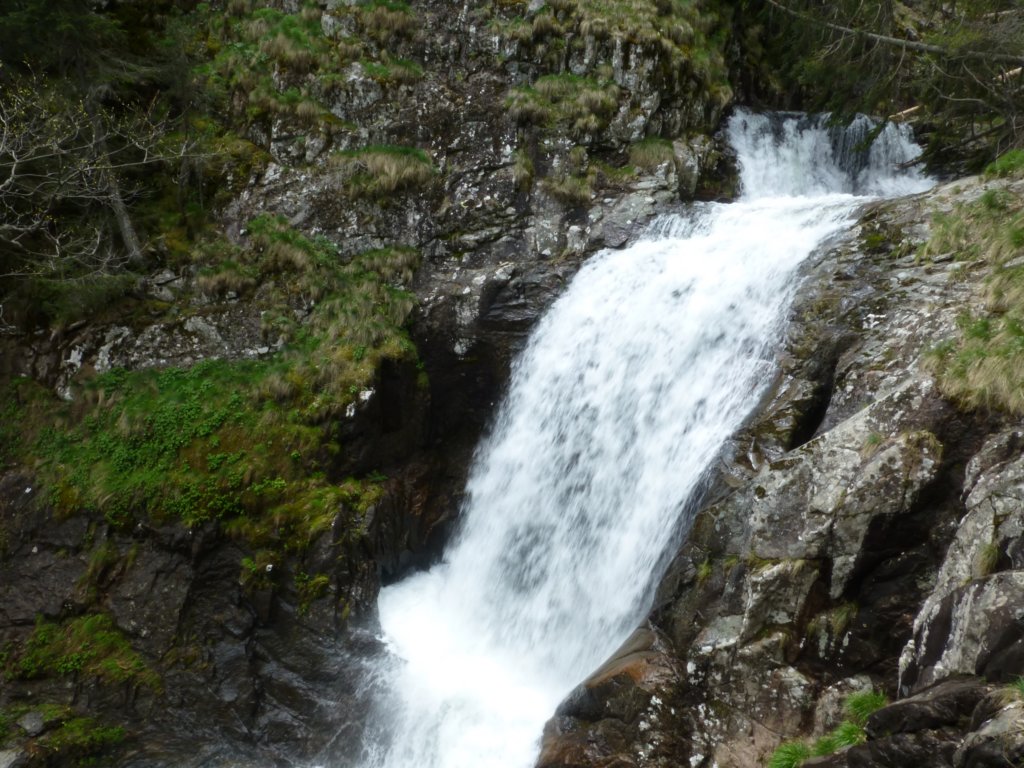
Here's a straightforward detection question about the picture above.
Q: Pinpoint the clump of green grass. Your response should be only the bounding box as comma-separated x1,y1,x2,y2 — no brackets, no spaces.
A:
1003,676,1024,702
332,145,436,198
506,74,620,137
295,572,332,613
766,689,886,766
861,431,884,457
808,601,859,642
42,715,126,762
976,541,1002,578
927,312,1024,413
767,741,811,768
196,259,259,298
512,150,535,191
696,559,713,584
0,703,122,760
845,689,887,726
358,0,417,44
493,0,730,107
542,173,594,207
196,2,337,128
818,720,866,751
358,56,424,85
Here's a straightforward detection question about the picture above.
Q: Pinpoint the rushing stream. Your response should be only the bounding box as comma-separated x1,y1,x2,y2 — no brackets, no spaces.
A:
346,111,932,768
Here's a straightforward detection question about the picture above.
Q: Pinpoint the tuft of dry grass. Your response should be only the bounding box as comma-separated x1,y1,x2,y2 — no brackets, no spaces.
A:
507,90,551,125
227,0,252,17
331,145,435,198
260,33,318,71
359,1,417,44
196,262,257,298
629,136,675,169
512,151,535,191
542,173,593,207
531,13,561,39
506,74,620,135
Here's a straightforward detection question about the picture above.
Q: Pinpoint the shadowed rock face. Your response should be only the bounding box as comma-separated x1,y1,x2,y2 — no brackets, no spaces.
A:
536,174,1024,768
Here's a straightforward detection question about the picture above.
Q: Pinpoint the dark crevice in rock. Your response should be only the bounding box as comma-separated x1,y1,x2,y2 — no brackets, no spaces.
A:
785,354,839,451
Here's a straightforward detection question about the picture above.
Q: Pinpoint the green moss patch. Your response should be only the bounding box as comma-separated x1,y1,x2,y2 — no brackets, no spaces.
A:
195,2,338,129
7,614,158,690
1,703,126,763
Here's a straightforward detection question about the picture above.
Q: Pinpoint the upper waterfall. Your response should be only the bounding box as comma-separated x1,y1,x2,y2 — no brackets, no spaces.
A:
339,109,932,768
731,111,932,199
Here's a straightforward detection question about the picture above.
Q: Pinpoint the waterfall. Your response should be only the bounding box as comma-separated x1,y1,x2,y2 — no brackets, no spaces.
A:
340,110,931,768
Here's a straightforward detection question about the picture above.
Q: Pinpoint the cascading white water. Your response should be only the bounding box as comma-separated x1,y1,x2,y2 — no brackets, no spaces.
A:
346,110,931,768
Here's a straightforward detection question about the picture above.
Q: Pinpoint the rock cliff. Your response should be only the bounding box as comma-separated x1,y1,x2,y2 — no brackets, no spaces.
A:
1,1,1023,767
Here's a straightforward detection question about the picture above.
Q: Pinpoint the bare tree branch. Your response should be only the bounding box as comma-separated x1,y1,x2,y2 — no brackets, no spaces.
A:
0,77,200,289
764,0,1024,65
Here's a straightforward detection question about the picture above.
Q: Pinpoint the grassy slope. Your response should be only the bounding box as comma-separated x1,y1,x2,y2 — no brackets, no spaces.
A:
925,151,1024,411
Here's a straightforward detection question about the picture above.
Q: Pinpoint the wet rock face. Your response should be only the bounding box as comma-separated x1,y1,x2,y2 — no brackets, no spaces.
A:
541,627,688,768
902,573,1024,694
899,431,1024,695
538,174,1024,768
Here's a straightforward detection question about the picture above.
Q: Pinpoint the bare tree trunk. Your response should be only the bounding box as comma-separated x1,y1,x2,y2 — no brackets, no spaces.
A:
107,177,144,267
85,100,144,268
